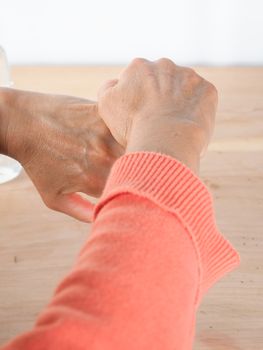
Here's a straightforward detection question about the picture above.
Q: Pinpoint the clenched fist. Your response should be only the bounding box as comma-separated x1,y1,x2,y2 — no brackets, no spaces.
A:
98,58,218,173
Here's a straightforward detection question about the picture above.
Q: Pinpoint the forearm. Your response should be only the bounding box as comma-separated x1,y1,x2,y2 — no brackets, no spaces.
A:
1,153,239,350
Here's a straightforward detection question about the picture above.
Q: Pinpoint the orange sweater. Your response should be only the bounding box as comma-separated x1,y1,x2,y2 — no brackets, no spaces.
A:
1,152,240,350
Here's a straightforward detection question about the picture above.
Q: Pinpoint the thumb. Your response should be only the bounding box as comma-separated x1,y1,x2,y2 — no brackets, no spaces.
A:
97,78,118,100
51,193,95,223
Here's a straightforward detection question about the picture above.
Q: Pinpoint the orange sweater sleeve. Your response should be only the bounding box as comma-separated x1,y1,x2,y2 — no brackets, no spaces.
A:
0,152,240,350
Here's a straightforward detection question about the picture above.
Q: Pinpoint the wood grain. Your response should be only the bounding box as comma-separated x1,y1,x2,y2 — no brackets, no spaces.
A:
0,66,262,349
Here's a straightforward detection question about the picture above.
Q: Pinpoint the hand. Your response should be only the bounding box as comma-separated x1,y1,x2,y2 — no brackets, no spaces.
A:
98,58,218,174
0,89,124,222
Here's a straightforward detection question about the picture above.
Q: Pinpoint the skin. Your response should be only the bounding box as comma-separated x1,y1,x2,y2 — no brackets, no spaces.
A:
0,88,124,222
98,58,218,175
0,58,217,221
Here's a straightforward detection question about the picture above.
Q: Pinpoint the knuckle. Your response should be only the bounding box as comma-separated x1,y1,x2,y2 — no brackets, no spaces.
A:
184,67,201,82
206,81,218,100
131,57,148,67
181,68,205,91
157,57,176,69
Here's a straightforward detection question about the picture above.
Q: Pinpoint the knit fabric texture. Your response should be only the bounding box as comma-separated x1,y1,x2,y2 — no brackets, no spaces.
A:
1,152,240,350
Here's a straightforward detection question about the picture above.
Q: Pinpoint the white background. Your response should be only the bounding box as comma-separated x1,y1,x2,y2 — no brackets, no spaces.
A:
0,0,263,65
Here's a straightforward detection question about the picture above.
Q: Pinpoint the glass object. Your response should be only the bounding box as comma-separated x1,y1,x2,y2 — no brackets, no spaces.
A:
0,46,22,184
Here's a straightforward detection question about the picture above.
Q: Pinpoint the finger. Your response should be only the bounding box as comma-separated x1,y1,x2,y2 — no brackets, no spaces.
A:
97,79,118,100
52,193,95,223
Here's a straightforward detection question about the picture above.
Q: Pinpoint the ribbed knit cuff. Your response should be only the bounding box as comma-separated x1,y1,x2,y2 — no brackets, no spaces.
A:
94,152,240,303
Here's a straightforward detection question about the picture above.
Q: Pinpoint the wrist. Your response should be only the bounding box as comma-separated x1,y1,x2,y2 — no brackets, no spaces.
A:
126,119,202,175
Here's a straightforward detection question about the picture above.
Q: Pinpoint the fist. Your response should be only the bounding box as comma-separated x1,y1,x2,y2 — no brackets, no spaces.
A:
98,58,218,156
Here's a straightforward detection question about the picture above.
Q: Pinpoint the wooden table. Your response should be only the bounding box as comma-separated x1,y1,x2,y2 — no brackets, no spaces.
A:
0,66,262,349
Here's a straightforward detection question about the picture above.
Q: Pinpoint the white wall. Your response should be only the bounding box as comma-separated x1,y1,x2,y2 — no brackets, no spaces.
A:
0,0,263,65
